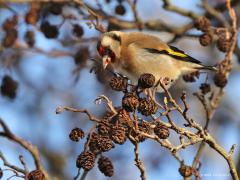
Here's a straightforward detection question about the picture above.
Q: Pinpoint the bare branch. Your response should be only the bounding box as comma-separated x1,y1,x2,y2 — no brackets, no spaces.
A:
56,106,101,123
0,118,49,180
0,151,25,175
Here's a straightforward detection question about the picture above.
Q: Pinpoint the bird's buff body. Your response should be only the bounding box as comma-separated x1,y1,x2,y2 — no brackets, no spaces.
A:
97,31,216,92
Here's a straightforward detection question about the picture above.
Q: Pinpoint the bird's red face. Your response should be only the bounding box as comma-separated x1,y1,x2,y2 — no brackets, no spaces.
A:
97,41,116,69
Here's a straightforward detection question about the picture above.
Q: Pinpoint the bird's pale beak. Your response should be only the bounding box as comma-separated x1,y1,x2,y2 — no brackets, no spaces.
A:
102,55,111,69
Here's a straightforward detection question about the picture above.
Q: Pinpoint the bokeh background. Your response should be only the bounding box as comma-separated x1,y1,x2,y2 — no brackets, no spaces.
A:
0,0,239,179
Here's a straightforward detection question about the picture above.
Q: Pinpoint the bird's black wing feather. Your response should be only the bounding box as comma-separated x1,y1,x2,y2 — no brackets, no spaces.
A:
144,45,202,65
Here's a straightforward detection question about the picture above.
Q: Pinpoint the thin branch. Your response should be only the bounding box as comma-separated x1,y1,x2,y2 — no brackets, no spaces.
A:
193,92,211,129
204,133,239,180
19,155,28,173
80,170,88,180
128,135,146,180
56,106,101,123
0,119,49,180
127,0,142,30
0,151,25,175
73,0,106,33
162,0,199,19
201,0,229,28
74,168,81,180
95,95,118,115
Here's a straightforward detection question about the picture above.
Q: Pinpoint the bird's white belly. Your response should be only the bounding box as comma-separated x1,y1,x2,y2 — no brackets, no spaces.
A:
116,53,181,92
136,53,181,81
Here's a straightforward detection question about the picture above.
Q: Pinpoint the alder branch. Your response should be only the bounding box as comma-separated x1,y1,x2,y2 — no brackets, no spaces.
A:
61,78,239,179
162,0,199,19
201,0,229,28
0,151,26,175
0,118,50,180
191,0,239,174
56,106,101,123
128,135,146,180
127,0,142,30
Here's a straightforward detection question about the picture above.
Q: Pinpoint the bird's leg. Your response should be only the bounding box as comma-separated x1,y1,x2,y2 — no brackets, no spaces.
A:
143,88,151,97
144,88,164,109
152,92,164,110
151,79,165,109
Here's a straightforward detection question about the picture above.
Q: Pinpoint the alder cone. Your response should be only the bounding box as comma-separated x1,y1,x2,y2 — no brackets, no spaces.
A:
217,38,231,52
97,135,114,152
138,73,155,89
115,4,126,15
179,164,193,177
88,132,100,153
40,21,58,39
199,33,212,46
27,170,45,180
98,156,114,177
49,3,63,15
72,24,84,37
110,125,126,144
122,92,139,112
25,31,35,47
138,98,158,116
182,71,199,83
2,29,18,48
25,9,39,25
154,123,170,139
200,83,211,94
1,75,18,99
3,15,18,31
69,128,84,142
130,121,151,142
97,119,111,136
109,76,128,92
194,17,211,31
214,73,227,88
76,151,96,170
89,133,114,153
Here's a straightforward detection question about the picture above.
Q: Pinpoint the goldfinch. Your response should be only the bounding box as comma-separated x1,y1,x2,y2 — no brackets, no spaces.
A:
97,31,216,92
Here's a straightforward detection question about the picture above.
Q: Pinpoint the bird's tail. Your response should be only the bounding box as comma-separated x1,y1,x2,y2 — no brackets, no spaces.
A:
195,65,218,71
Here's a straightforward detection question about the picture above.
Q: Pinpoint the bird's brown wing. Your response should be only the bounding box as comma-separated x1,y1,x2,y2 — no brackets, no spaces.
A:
124,33,201,64
124,32,169,51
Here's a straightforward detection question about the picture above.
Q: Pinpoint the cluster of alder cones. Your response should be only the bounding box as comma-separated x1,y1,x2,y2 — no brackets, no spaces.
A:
67,73,201,178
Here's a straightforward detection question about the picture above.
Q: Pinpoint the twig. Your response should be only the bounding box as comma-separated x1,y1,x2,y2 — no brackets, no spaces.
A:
95,95,118,115
74,0,106,33
19,155,28,173
56,106,101,123
162,0,199,19
127,0,142,30
193,92,210,129
192,0,239,176
201,0,229,28
192,142,205,169
0,151,25,175
80,170,88,180
204,133,239,180
0,118,49,180
128,135,146,180
74,168,81,180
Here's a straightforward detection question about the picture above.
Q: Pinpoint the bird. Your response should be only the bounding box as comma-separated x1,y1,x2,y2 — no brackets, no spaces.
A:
97,31,217,92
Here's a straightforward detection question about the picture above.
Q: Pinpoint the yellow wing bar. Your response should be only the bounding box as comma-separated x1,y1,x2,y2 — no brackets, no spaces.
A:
166,48,187,58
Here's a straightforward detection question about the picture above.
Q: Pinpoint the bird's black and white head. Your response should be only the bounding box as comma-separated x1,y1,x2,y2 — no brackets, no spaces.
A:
97,31,122,69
